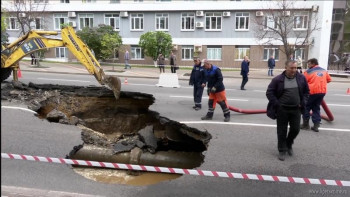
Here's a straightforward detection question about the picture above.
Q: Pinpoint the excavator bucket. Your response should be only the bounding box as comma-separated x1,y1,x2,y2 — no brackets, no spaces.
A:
103,75,121,100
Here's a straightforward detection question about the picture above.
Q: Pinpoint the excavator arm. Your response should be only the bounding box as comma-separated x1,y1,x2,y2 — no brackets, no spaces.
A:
1,26,121,98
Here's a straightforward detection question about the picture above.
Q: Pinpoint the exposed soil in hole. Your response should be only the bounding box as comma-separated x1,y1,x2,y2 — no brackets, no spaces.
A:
1,81,212,185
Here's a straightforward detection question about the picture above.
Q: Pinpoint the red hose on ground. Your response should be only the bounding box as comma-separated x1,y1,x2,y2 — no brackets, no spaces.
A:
228,100,334,122
320,100,334,121
228,105,266,114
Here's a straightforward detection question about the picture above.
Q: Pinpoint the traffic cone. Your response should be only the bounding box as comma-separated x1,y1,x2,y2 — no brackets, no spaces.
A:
18,68,22,78
347,88,350,95
124,78,128,84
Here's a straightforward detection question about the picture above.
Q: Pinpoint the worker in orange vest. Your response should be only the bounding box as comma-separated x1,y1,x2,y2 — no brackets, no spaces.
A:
301,58,332,132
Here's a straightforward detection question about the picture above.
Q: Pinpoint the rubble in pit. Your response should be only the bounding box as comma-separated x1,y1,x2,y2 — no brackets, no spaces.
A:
1,81,212,169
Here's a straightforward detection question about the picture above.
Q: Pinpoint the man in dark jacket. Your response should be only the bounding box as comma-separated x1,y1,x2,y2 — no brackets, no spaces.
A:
268,55,275,76
30,53,37,65
266,60,309,161
240,56,250,90
189,58,206,110
201,59,230,122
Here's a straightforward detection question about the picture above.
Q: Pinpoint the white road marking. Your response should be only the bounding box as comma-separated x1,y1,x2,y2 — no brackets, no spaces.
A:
37,78,91,83
125,71,154,77
1,106,37,114
180,121,350,132
170,95,248,101
253,90,266,93
327,104,350,107
333,94,350,97
128,83,157,87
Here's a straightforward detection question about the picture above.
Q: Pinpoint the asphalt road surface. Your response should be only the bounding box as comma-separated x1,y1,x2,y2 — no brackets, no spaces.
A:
2,71,350,197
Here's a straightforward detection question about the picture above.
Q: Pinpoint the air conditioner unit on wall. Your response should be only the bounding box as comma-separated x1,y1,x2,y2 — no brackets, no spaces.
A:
196,11,204,17
120,11,128,17
256,11,264,17
173,44,178,51
68,12,76,18
195,22,204,28
312,5,319,12
194,45,202,52
283,11,290,17
223,12,231,17
69,21,76,27
19,13,26,18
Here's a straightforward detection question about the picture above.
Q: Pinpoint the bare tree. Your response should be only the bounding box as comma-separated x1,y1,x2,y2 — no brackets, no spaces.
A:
252,0,320,60
10,0,48,36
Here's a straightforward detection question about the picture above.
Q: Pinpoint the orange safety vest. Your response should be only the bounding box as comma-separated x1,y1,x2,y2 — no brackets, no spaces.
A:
303,65,332,95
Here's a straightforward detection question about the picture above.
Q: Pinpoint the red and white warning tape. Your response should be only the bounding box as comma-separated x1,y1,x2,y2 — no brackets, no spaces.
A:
2,153,349,187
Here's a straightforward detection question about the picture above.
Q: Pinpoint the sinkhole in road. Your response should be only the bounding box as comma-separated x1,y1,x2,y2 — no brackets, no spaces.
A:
1,81,212,185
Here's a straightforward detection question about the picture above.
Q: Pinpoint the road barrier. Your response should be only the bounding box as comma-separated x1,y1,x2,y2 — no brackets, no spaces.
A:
2,153,349,187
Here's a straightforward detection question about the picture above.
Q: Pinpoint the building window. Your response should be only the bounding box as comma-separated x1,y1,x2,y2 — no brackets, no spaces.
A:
182,45,194,60
134,0,143,2
79,14,94,29
235,12,249,30
55,47,68,58
54,13,68,30
331,23,342,40
104,14,119,30
332,9,345,21
294,48,305,60
235,46,250,60
34,0,48,3
131,13,144,31
6,17,19,30
263,48,279,60
110,0,120,3
131,46,144,59
60,0,69,3
156,13,169,31
294,13,308,30
31,18,43,30
264,16,278,30
207,46,222,60
82,0,96,3
181,13,195,31
205,12,222,30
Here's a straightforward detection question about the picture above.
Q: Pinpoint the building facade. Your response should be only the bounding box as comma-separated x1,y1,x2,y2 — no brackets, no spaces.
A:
2,0,333,69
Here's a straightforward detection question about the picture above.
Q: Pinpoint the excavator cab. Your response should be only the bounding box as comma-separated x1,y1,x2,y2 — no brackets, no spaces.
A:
1,26,121,99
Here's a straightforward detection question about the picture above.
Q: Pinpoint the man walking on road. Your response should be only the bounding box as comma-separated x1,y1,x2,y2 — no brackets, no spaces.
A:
240,56,250,90
124,50,131,69
266,60,309,161
30,53,37,65
301,58,332,132
201,59,230,122
268,55,275,76
189,58,206,110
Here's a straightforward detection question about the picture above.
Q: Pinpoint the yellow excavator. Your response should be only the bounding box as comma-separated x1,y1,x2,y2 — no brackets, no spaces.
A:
1,26,121,99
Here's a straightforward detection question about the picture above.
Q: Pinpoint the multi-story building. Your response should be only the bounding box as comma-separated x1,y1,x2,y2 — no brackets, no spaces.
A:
2,0,334,69
330,0,349,56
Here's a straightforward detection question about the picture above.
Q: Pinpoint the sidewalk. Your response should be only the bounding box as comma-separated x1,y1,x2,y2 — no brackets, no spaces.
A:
19,60,350,82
